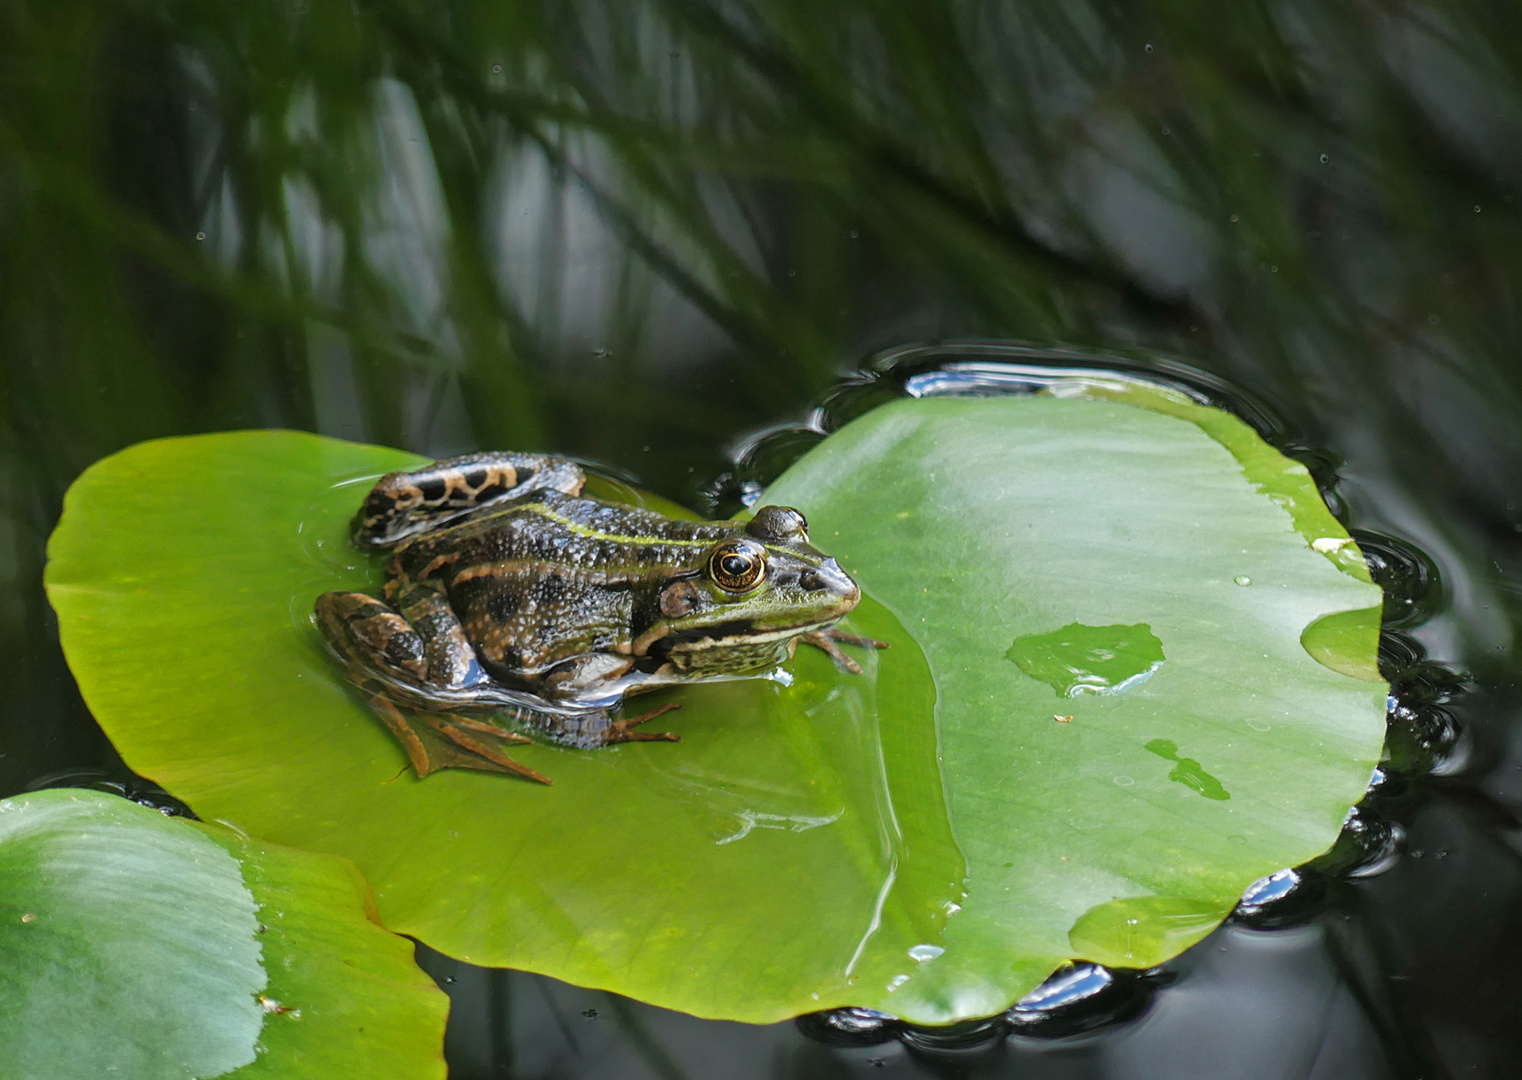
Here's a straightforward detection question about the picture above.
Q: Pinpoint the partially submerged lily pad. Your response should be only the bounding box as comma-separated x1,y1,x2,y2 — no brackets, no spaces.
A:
45,377,1385,1025
0,788,446,1079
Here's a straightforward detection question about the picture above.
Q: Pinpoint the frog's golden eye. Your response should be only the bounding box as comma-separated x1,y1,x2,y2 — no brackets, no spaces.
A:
707,538,766,593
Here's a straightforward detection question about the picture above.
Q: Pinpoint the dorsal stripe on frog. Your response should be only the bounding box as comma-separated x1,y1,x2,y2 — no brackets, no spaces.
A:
447,558,696,589
508,501,827,568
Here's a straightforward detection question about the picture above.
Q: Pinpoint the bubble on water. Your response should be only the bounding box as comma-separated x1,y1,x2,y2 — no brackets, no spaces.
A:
1234,575,1252,586
907,944,944,963
1144,43,1154,53
1319,154,1330,164
1113,775,1134,787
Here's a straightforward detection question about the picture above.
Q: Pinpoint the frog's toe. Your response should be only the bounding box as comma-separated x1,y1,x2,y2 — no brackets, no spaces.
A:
612,730,680,743
608,702,681,743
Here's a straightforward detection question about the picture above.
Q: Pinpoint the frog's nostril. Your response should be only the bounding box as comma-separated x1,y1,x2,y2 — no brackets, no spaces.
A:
799,569,824,591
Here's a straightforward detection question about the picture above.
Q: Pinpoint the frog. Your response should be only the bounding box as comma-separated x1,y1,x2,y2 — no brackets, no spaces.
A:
314,451,882,784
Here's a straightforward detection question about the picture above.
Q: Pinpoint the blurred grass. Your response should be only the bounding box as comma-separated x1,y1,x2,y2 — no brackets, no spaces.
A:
1,0,1520,791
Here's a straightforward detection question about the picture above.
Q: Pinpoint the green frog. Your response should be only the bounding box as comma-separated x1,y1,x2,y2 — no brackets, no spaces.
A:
315,452,880,784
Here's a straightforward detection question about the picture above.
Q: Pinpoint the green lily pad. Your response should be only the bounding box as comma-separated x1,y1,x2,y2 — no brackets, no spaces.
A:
44,378,1386,1025
764,386,1385,988
45,431,956,1025
0,788,446,1080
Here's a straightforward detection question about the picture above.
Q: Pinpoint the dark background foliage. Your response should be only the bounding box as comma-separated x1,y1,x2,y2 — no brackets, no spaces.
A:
3,1,1520,1076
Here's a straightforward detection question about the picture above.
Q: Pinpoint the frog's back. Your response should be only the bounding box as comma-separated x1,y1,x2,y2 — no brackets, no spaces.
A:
402,489,730,568
398,490,734,678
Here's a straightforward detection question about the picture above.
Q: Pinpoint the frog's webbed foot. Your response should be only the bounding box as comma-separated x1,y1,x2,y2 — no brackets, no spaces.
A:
419,714,550,785
352,452,586,549
800,628,890,675
605,703,682,744
368,693,551,783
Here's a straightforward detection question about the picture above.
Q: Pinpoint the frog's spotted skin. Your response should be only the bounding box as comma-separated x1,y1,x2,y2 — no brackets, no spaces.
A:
316,452,879,782
351,452,585,550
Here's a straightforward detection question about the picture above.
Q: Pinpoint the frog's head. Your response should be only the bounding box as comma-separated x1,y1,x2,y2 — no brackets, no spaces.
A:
638,506,860,668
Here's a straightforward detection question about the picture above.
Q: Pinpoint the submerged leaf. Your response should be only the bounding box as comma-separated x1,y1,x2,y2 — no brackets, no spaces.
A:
0,788,447,1079
0,791,263,1080
45,382,1386,1024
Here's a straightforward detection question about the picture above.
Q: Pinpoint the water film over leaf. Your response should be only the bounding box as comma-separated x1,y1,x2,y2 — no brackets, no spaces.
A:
0,788,446,1079
45,383,1385,1024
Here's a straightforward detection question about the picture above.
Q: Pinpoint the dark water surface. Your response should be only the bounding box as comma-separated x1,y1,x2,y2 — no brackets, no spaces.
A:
3,3,1521,1077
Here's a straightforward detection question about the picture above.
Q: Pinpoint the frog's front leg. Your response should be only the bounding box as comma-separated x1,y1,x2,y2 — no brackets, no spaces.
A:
536,656,682,747
352,452,586,550
799,628,890,675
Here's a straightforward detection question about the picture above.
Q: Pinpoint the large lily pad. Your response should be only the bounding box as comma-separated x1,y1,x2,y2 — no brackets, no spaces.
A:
44,378,1385,1024
0,788,447,1079
764,384,1385,1008
45,431,954,1024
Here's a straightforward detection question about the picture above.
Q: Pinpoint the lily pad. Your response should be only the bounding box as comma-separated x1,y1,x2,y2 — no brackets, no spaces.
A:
0,788,446,1079
44,377,1386,1024
45,431,956,1024
763,387,1385,997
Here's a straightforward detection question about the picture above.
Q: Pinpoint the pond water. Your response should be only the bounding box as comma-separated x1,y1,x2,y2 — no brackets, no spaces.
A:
3,3,1521,1076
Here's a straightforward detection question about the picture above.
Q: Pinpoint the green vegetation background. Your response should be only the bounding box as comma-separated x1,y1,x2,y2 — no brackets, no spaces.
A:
3,0,1520,810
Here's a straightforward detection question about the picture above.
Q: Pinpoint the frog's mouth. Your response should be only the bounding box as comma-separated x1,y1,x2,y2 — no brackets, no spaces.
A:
647,619,835,676
655,618,842,654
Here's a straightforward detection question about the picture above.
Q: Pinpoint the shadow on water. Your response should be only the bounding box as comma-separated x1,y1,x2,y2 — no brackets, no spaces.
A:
4,1,1522,1076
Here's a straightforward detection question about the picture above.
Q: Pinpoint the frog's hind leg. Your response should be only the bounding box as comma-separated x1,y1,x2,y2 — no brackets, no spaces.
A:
316,585,486,695
315,590,431,685
799,628,890,675
352,452,586,549
317,587,551,781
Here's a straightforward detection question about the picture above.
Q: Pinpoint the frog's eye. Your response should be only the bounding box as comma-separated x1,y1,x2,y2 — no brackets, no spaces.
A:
707,538,767,593
746,506,808,543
